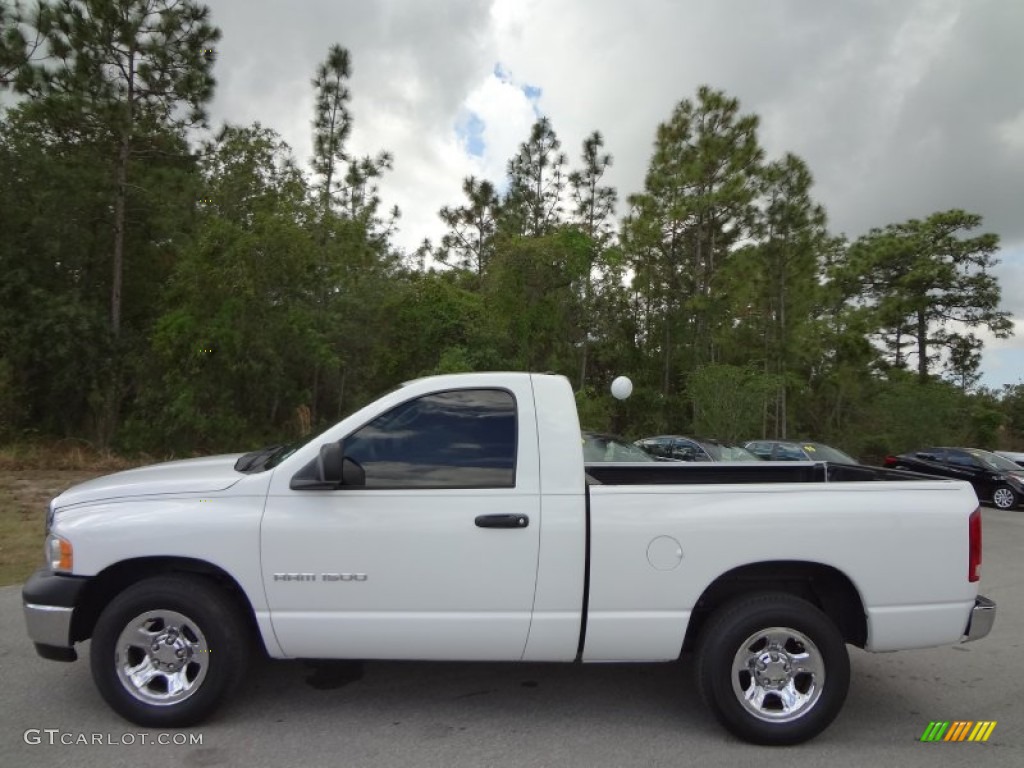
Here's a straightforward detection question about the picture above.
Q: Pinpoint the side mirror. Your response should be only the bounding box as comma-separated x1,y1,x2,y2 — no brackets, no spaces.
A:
318,443,344,483
341,457,365,487
291,444,366,491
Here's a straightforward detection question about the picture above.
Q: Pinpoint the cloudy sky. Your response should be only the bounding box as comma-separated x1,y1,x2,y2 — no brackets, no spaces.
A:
204,0,1024,387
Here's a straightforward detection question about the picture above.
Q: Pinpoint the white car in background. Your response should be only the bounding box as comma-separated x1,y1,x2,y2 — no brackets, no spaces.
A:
994,450,1024,468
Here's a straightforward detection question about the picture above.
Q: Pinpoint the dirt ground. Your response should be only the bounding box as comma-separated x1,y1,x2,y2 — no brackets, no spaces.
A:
0,470,107,586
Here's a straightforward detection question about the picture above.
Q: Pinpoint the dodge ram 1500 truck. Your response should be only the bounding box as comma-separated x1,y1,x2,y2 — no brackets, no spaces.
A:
23,372,995,745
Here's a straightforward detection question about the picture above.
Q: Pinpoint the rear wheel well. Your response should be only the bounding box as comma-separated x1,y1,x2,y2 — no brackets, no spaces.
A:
682,561,867,653
71,557,260,648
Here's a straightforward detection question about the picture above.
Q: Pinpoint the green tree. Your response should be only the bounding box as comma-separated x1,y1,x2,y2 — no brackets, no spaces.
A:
19,0,220,336
569,130,617,389
310,43,352,219
838,210,1011,381
0,99,201,442
999,383,1024,447
485,229,590,371
623,86,764,397
310,44,396,235
943,333,983,391
688,364,784,443
305,45,402,423
502,116,567,237
373,271,501,382
7,0,219,445
437,176,500,277
134,124,319,450
1,0,47,89
721,153,829,437
863,373,970,455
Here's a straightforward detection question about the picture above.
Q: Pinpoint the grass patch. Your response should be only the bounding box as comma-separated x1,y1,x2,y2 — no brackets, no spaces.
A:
0,470,115,586
0,440,160,586
0,439,158,472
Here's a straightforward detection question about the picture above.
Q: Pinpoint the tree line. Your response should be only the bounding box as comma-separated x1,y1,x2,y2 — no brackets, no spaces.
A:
1,0,1021,462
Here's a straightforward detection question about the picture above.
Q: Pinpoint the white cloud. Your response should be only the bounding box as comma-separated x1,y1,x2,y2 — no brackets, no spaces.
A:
201,0,1024,383
462,66,540,188
996,108,1024,154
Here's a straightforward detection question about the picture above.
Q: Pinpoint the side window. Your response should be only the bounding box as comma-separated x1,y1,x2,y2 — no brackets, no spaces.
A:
776,443,806,461
746,442,771,459
343,389,517,488
946,450,979,468
672,440,703,462
641,438,669,458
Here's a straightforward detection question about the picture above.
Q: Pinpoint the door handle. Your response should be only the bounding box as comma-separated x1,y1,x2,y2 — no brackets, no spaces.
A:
475,514,529,529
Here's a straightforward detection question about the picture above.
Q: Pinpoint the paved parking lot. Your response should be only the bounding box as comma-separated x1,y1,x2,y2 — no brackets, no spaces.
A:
2,507,1022,768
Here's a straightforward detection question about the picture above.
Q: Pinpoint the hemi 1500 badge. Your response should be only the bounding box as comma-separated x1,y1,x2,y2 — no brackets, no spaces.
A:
273,573,368,582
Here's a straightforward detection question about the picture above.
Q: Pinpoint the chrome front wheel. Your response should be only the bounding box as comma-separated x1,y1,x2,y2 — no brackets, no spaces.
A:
91,575,248,727
114,609,210,706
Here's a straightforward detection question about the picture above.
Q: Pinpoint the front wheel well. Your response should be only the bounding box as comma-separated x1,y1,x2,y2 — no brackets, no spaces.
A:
71,557,259,646
682,561,867,654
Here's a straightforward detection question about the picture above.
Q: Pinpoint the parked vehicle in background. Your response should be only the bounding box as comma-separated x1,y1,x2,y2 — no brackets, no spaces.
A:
745,440,857,464
884,447,1024,510
635,435,761,462
994,450,1024,468
582,431,656,462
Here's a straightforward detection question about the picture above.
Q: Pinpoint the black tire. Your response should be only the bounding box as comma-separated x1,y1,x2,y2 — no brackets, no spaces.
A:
695,592,849,745
991,485,1018,510
90,574,249,728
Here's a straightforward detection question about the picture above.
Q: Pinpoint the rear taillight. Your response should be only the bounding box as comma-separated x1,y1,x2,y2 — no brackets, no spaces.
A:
969,507,982,583
883,455,898,467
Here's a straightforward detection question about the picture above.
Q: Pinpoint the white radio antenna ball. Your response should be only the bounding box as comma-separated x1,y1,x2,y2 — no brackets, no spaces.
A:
610,376,633,400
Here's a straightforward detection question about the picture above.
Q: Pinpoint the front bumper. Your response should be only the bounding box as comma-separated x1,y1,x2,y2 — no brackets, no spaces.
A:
962,595,996,642
22,569,89,662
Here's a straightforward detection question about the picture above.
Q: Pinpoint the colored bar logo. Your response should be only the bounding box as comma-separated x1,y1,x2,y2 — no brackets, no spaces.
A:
920,721,996,742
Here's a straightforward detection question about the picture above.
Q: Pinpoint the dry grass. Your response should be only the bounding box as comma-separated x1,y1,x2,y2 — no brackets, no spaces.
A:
0,442,159,586
0,469,114,586
0,440,157,472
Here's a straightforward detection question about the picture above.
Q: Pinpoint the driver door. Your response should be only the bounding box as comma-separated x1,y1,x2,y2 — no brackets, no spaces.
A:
260,385,541,661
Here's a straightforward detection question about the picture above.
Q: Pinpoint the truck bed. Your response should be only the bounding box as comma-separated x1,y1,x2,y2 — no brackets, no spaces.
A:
584,461,928,485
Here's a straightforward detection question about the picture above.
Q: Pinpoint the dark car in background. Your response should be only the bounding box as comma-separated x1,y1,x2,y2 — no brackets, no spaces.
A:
884,447,1024,510
582,431,657,462
634,435,761,462
745,440,858,464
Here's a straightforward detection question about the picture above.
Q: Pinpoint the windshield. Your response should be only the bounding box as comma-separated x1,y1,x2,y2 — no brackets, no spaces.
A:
796,443,857,464
261,440,304,470
967,449,1022,472
704,442,761,461
583,433,655,462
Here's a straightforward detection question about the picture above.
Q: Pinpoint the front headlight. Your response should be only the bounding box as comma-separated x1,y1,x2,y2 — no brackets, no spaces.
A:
44,534,73,573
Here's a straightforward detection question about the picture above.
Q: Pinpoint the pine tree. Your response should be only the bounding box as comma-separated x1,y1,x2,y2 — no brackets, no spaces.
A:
438,176,500,277
310,44,352,220
568,130,616,388
18,0,220,337
503,116,567,237
840,210,1011,381
623,86,763,396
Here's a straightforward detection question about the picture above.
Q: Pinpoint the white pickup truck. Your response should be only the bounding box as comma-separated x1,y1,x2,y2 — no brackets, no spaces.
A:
23,372,995,745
